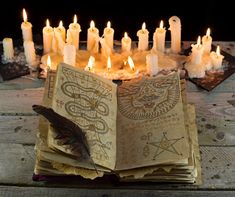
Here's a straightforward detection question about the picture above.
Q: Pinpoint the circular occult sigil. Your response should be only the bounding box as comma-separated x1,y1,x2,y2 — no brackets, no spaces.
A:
118,74,180,120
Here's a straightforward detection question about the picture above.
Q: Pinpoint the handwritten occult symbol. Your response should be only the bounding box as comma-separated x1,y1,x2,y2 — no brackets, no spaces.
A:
118,74,180,120
60,67,113,160
148,132,184,160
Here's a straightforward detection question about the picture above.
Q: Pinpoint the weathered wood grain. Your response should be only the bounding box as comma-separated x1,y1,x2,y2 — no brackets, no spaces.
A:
0,76,44,90
0,143,234,189
200,146,235,189
188,92,235,145
0,116,38,144
1,186,235,197
0,143,39,185
0,89,43,115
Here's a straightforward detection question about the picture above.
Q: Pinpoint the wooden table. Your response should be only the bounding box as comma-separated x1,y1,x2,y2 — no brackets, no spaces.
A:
1,41,235,196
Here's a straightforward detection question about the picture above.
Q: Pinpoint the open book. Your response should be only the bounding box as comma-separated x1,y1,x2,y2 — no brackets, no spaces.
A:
34,63,201,183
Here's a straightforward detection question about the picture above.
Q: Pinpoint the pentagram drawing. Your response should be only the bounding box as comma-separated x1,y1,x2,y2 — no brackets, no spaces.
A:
59,66,114,161
142,132,184,160
118,73,180,120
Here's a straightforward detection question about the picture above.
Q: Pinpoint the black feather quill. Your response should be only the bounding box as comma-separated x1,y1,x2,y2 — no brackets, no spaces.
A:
32,105,97,172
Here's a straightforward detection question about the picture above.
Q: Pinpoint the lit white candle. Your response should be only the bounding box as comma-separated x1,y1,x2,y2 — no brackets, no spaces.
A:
137,22,149,51
121,32,132,52
42,19,53,54
53,21,66,55
23,40,36,65
87,20,99,53
202,28,212,54
169,16,181,53
153,20,166,53
21,8,33,41
2,38,14,59
210,46,224,69
191,36,204,65
85,56,95,72
63,43,76,66
67,14,81,50
100,37,112,58
103,21,114,50
146,53,158,76
55,21,66,42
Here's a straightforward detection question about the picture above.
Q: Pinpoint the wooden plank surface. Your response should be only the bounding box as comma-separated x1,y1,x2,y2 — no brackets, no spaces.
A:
1,186,235,197
0,76,44,90
0,143,234,189
188,92,235,145
0,116,38,144
0,89,43,115
0,143,39,185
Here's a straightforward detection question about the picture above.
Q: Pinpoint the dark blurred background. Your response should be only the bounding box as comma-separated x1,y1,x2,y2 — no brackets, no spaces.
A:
0,0,234,41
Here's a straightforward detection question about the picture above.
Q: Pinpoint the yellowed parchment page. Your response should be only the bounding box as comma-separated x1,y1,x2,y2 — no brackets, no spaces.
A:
116,72,189,170
51,63,117,170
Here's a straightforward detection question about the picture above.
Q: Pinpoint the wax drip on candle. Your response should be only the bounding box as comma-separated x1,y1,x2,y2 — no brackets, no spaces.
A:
107,56,111,70
23,8,27,23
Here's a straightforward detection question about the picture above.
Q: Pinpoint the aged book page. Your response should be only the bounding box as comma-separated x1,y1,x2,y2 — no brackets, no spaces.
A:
35,71,107,179
50,63,117,170
115,72,190,170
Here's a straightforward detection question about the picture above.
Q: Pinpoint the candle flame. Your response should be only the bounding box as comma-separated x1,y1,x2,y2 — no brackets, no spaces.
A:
23,8,27,22
90,20,95,29
160,20,164,28
107,56,111,70
47,55,51,69
59,20,63,28
46,19,50,27
216,46,220,56
128,56,135,71
142,22,146,31
206,28,210,37
87,56,95,70
74,14,77,24
197,36,201,46
124,32,128,39
107,21,111,28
